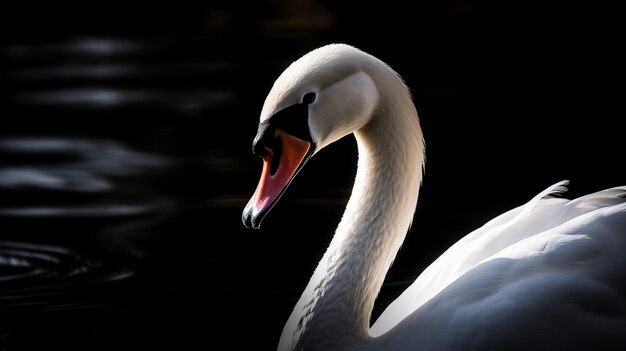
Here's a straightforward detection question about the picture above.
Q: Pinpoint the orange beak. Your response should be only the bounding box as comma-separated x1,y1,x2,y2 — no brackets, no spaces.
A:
242,130,312,229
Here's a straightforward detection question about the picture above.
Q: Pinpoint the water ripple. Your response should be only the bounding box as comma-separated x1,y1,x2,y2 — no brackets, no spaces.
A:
0,241,135,311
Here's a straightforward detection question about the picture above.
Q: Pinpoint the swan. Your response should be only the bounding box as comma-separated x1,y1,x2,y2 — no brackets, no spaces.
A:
241,43,626,351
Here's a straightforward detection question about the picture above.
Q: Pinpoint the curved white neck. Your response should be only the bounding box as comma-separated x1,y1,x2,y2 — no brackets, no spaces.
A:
278,68,425,351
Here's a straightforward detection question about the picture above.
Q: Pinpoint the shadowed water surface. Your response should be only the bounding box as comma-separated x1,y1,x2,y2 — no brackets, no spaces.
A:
1,34,243,349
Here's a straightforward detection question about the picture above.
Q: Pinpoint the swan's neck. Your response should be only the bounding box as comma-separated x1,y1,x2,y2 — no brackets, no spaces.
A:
279,79,424,350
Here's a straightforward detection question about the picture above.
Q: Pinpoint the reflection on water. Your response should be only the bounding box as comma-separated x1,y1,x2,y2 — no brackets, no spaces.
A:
0,136,175,218
4,37,152,59
0,137,171,191
4,37,240,114
9,88,235,110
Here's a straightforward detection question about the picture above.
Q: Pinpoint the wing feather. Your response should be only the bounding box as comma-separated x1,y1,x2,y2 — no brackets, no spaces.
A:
370,181,626,337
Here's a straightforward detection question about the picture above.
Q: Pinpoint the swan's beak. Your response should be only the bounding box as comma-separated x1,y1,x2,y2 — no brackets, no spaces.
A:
242,130,312,229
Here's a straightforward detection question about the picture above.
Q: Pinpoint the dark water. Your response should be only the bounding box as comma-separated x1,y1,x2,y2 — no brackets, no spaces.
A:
1,2,624,350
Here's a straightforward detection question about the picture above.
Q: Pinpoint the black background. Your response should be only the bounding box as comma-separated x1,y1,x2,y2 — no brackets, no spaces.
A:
1,1,624,350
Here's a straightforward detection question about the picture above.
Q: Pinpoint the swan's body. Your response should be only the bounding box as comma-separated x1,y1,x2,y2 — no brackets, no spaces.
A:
242,44,626,350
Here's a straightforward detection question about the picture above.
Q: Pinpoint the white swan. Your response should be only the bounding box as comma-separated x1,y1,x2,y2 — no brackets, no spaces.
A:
242,43,626,351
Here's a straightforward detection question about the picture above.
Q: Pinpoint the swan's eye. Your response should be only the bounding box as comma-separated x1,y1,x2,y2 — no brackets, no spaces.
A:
302,92,316,105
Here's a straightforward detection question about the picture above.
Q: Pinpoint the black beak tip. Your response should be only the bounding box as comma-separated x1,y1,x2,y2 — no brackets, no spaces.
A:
242,207,262,229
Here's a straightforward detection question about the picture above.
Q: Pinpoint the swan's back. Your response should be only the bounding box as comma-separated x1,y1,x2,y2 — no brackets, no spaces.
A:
371,181,626,349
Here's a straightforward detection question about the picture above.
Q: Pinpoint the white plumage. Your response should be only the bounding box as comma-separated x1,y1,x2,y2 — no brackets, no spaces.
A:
243,43,626,351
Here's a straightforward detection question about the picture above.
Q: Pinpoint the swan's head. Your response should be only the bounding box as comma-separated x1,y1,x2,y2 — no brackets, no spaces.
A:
242,44,381,228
